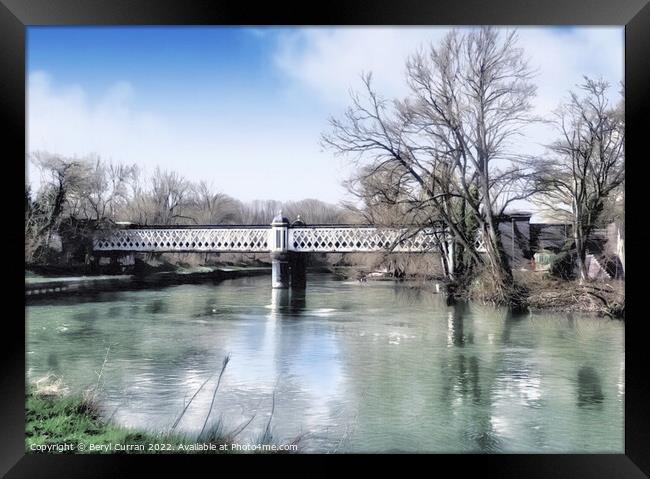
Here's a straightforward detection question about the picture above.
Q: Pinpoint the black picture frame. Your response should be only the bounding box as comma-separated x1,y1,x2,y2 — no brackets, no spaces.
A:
3,0,649,476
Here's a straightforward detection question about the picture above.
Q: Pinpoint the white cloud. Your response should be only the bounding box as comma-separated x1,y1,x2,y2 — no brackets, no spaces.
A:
274,28,449,107
26,71,346,203
27,71,171,183
273,26,623,114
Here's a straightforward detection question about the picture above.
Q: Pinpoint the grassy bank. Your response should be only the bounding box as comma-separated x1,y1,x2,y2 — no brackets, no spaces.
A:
26,388,236,454
26,372,298,454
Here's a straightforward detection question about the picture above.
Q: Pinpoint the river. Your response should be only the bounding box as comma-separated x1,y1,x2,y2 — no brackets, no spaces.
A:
26,274,624,453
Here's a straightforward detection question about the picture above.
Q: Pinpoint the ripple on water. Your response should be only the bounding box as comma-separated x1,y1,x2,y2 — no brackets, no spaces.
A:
25,275,624,453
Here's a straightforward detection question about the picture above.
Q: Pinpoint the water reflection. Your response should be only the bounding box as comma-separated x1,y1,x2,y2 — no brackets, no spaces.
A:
146,299,168,314
289,290,307,314
500,310,527,345
270,288,290,314
46,352,59,371
106,306,123,319
26,275,624,453
452,354,482,403
72,310,98,323
577,366,605,408
270,289,307,317
468,417,502,453
447,302,474,347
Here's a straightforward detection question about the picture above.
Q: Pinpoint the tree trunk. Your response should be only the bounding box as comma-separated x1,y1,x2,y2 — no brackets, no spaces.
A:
480,217,516,304
438,240,452,280
574,227,588,281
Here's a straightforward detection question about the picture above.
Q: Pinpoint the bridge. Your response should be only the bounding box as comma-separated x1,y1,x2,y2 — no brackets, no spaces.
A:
92,211,619,289
93,213,459,289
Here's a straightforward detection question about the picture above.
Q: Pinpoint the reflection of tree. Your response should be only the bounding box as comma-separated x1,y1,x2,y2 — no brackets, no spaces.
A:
500,309,529,346
146,299,168,314
333,287,505,452
46,352,60,371
447,302,473,347
487,308,549,450
438,347,501,452
449,354,482,402
576,366,604,408
442,303,501,451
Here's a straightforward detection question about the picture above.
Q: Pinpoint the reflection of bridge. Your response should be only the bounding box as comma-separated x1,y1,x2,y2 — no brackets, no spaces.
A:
93,213,455,289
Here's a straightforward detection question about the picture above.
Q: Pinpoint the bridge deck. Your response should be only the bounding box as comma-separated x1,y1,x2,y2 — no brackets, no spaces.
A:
93,225,448,253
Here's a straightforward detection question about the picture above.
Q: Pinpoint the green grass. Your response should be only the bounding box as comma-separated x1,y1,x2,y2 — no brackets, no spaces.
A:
26,386,299,454
25,388,236,454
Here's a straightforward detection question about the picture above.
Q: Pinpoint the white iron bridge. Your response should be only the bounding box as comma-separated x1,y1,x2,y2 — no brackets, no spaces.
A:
92,224,459,254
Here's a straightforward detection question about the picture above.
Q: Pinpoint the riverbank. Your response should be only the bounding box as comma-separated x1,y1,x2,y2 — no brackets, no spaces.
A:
26,387,215,454
463,271,625,318
333,266,624,319
25,264,271,301
26,381,296,454
26,261,624,318
517,271,624,318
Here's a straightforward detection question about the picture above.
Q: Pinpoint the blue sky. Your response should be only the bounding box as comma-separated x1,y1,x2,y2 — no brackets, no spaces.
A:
27,26,624,207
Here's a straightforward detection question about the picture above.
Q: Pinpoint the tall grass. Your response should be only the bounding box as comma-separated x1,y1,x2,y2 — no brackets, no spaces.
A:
26,360,303,453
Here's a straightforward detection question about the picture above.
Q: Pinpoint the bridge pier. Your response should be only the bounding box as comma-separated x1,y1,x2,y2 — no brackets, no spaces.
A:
270,213,309,289
270,212,291,289
289,215,307,290
289,252,307,289
271,251,291,288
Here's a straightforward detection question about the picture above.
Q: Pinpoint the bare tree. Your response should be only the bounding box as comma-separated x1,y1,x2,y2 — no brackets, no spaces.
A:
238,199,283,224
64,156,138,222
192,181,240,224
150,167,195,225
532,78,624,280
283,199,344,224
26,152,93,261
323,27,538,304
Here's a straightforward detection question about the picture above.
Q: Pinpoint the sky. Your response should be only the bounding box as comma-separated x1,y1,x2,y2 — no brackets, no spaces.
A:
26,26,624,208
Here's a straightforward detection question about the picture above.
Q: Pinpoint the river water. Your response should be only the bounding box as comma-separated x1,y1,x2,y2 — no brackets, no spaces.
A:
26,274,624,453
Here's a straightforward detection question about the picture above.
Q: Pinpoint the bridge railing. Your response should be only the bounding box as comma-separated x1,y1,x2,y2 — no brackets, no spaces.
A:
288,226,445,252
93,225,449,253
93,227,270,252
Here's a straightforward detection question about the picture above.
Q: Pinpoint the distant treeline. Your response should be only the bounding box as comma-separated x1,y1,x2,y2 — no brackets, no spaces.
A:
24,152,362,265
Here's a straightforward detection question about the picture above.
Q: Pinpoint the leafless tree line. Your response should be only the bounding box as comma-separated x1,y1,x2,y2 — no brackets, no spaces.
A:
322,26,624,300
24,154,346,263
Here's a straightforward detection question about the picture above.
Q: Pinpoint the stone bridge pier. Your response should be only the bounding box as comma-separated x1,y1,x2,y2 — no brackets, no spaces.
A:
270,212,307,289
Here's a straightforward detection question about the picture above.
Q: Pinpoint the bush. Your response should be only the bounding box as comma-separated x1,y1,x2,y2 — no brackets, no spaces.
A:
549,247,576,280
464,266,527,310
